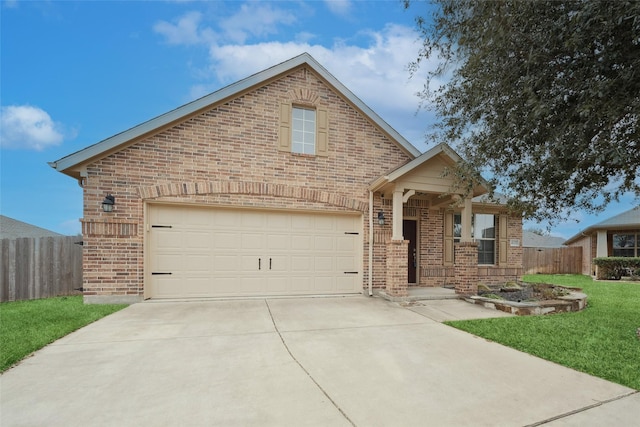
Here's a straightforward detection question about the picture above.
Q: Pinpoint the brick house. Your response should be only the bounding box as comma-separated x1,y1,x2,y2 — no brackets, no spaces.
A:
564,206,640,276
50,53,523,304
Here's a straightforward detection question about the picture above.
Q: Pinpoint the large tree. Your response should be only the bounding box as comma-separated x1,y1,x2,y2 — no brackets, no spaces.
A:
405,0,640,221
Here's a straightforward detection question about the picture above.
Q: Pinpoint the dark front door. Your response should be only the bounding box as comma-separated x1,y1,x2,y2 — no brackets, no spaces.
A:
403,219,417,284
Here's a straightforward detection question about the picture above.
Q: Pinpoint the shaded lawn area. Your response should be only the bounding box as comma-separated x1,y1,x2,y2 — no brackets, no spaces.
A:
0,296,127,373
446,274,640,390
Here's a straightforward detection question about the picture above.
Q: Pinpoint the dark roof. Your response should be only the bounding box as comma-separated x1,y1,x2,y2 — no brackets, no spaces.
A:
0,215,64,239
522,231,566,248
564,206,640,245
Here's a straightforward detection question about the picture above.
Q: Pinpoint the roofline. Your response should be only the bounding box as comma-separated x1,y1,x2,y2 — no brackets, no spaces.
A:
50,53,421,176
369,142,489,195
564,206,640,245
564,223,640,245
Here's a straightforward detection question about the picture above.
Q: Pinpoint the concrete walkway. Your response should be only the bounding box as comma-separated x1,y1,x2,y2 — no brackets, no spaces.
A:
1,296,637,426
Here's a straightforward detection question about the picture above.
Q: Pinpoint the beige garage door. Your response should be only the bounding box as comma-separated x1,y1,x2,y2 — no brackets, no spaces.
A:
147,205,363,299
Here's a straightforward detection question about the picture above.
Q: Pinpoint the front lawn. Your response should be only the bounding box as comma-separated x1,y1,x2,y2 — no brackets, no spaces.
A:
0,296,127,373
446,274,640,390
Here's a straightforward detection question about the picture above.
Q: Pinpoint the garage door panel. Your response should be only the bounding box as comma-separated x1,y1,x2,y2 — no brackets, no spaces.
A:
186,209,214,227
314,257,333,272
266,213,289,229
291,215,313,230
215,255,242,271
314,236,335,251
154,231,182,250
266,276,289,293
186,255,210,272
267,256,288,272
240,277,264,293
148,206,362,298
336,256,356,271
214,233,240,250
267,233,289,250
292,235,312,250
241,233,264,250
240,255,261,272
154,253,184,272
213,210,240,227
291,256,312,271
337,235,358,251
314,277,334,291
337,276,357,292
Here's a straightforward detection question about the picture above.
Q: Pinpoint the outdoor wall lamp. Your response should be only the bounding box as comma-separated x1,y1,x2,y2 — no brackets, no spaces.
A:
378,211,385,226
102,194,115,212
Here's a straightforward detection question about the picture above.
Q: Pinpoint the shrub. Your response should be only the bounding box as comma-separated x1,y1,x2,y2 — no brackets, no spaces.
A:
593,257,640,280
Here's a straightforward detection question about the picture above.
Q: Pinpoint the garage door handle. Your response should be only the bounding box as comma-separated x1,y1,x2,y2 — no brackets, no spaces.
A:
258,258,261,270
269,258,272,270
151,272,172,275
344,271,358,274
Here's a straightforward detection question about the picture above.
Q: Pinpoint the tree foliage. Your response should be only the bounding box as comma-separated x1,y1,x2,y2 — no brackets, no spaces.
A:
405,0,640,221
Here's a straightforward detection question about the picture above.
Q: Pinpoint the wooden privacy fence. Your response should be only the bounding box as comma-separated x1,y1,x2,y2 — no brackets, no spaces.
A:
523,247,582,275
1,236,83,302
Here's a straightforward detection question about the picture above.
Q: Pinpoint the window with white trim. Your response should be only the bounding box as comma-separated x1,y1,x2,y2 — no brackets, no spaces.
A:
475,214,496,265
291,107,316,155
453,213,496,265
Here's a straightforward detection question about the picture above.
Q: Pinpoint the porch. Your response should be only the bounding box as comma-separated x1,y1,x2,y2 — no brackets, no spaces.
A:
368,144,523,299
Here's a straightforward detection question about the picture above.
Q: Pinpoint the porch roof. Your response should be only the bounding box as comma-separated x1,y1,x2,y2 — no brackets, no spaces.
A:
369,143,488,200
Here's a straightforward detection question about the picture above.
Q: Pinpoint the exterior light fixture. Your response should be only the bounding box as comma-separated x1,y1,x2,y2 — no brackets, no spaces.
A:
377,211,385,226
102,194,115,212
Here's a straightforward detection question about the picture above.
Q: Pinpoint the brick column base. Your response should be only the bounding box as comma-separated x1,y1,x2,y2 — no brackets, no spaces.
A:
386,240,409,297
454,241,478,295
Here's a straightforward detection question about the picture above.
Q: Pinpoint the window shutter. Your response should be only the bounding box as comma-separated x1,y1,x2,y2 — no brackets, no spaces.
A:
444,212,454,266
498,214,508,265
316,108,328,156
278,102,291,151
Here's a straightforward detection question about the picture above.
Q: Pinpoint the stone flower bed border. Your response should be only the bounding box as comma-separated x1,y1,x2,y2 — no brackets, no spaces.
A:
463,286,588,316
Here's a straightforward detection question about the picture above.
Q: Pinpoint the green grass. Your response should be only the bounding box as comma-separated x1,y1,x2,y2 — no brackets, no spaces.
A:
0,296,127,372
446,274,640,390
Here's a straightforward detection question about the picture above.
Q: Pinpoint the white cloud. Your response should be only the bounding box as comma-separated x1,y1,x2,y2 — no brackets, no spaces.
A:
324,0,352,16
220,3,297,44
203,23,438,149
153,11,215,45
154,4,441,151
1,105,66,150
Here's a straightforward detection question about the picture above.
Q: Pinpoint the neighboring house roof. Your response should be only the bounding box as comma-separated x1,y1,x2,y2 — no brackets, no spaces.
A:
564,206,640,245
522,231,566,248
0,215,64,239
49,53,422,181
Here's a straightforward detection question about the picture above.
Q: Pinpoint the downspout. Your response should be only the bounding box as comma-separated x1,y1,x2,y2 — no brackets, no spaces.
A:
368,190,374,296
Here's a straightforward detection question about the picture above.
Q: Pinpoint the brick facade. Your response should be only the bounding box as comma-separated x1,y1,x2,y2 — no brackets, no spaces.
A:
55,57,524,303
454,242,479,295
385,240,409,297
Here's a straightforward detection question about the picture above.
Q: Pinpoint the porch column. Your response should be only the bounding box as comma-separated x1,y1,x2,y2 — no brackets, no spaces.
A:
460,195,473,242
386,239,409,297
596,230,608,257
595,230,608,278
454,241,478,295
392,189,404,241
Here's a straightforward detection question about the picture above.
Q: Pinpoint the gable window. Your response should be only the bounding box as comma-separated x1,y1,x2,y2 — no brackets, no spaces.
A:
453,213,496,265
279,102,328,156
613,233,638,257
291,107,316,155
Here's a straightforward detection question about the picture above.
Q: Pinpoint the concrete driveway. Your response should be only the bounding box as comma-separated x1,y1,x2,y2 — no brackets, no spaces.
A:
1,296,637,426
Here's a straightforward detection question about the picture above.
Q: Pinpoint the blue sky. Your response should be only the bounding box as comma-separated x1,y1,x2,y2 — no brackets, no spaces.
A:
1,0,637,239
